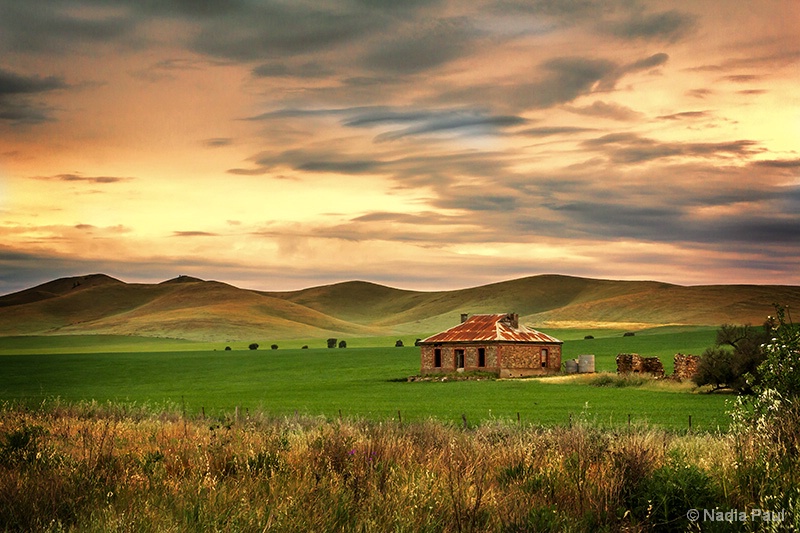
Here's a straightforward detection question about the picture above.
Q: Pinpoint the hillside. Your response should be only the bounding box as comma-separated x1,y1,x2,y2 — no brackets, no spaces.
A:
1,274,799,341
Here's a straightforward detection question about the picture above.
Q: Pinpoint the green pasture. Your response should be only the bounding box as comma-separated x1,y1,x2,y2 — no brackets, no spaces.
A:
0,327,730,430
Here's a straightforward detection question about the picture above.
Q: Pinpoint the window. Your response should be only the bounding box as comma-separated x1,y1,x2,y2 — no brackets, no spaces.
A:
455,349,465,369
434,348,442,368
478,347,486,367
541,348,549,368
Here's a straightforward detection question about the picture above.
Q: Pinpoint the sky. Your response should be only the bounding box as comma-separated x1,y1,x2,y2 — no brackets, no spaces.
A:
1,0,799,295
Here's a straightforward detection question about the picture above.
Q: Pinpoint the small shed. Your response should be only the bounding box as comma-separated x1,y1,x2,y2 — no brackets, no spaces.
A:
418,313,563,377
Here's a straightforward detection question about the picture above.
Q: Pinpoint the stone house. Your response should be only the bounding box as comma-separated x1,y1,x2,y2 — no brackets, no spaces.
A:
418,313,563,377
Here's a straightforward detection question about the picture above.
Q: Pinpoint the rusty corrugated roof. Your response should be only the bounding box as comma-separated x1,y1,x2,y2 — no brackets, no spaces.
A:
420,314,562,344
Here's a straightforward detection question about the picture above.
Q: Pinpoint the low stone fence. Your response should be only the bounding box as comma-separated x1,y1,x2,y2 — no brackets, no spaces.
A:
615,353,665,378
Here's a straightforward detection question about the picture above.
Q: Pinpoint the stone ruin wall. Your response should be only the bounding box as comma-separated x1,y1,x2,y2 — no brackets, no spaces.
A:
615,353,665,378
672,353,701,381
616,353,702,380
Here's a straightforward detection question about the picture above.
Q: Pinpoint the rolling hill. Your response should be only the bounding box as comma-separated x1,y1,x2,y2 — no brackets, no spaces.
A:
1,273,799,341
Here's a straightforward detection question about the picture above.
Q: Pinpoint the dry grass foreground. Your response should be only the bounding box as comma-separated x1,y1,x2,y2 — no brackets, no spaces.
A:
0,401,796,532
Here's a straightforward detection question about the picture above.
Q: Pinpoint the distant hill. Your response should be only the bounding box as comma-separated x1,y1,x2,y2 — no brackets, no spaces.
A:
1,274,799,341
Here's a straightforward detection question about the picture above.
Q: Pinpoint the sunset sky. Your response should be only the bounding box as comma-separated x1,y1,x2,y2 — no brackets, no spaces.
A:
2,0,799,294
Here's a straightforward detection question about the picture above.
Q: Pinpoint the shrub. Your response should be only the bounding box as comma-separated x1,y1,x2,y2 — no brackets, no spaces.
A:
584,335,594,339
248,343,258,350
224,346,231,351
623,332,636,337
590,373,647,388
338,340,347,348
0,424,46,468
301,345,308,349
327,338,337,349
631,458,718,532
395,340,404,347
271,344,278,350
729,306,800,510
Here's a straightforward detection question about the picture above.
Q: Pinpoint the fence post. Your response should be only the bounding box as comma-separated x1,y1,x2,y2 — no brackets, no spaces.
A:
397,410,402,426
462,413,468,429
688,415,692,431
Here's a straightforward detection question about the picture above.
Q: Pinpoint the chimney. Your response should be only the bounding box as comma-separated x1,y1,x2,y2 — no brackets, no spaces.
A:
460,313,469,323
506,313,519,329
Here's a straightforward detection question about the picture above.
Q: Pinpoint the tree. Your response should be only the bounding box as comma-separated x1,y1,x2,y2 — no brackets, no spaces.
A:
692,347,740,391
693,323,769,393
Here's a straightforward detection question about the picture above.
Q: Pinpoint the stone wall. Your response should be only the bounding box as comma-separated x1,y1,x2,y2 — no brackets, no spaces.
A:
420,342,561,376
615,353,665,377
672,353,700,380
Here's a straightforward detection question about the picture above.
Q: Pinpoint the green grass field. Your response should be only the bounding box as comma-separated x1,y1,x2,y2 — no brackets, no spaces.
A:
0,327,730,430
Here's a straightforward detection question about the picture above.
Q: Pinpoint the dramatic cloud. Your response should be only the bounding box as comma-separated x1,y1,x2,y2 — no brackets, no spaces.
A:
603,10,695,42
0,67,67,123
361,17,480,74
187,2,384,60
564,101,644,121
582,134,761,164
0,3,137,54
1,0,797,294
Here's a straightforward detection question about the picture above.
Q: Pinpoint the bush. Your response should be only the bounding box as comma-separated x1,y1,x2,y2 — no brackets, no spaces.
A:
338,340,347,348
271,344,278,350
584,335,594,339
623,332,635,337
301,345,308,349
395,340,404,347
327,338,337,349
224,346,231,351
248,343,258,350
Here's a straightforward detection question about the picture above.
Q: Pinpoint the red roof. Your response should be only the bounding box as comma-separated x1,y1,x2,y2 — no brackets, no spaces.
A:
420,314,562,344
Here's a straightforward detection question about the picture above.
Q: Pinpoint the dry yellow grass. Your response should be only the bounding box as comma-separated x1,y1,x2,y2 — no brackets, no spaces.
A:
3,400,794,532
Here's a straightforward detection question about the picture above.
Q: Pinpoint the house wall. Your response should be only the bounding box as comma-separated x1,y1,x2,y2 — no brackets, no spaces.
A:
498,343,562,378
420,342,561,376
419,344,499,374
